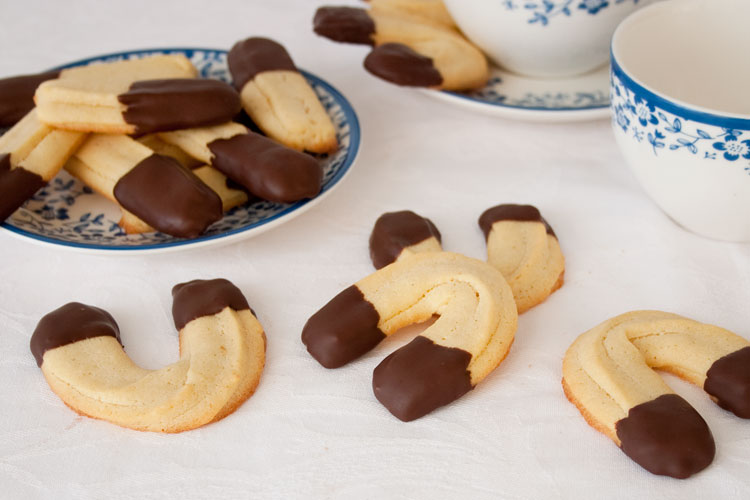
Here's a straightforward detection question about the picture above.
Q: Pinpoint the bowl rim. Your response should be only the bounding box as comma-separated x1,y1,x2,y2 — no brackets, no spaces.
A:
611,0,750,129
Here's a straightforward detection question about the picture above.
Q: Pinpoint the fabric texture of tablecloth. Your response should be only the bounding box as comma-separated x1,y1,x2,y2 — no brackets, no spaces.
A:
1,1,749,498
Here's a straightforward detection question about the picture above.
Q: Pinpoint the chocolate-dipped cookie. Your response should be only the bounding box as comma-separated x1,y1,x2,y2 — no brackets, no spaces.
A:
0,109,86,222
228,37,338,153
31,279,266,433
34,55,241,134
562,311,750,478
64,134,222,237
159,121,322,203
479,204,565,313
313,5,487,90
0,70,60,127
302,250,517,421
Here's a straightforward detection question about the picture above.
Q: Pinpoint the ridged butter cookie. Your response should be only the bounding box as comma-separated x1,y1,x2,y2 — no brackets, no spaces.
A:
313,6,487,90
302,249,517,421
30,279,266,433
479,204,565,313
63,134,222,237
0,109,86,221
562,311,750,478
159,121,322,203
228,37,338,154
35,55,241,134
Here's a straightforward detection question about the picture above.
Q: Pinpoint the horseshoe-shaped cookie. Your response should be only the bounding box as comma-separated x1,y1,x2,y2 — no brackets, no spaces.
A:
303,250,517,421
30,279,266,433
562,311,750,478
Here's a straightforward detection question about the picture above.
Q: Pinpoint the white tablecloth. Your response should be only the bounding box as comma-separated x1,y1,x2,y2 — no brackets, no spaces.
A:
2,1,749,498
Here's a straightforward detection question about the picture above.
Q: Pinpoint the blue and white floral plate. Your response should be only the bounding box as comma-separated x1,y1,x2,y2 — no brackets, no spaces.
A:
0,48,360,255
425,63,611,122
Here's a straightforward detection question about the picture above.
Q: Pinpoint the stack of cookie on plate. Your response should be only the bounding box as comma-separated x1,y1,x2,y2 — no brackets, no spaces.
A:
0,37,338,238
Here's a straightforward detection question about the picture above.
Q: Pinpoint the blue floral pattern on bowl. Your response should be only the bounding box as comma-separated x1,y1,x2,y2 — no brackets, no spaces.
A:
610,66,750,172
503,0,639,25
1,48,360,251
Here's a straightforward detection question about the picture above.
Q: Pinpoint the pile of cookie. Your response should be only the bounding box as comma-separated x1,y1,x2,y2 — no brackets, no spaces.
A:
0,37,337,238
313,0,488,90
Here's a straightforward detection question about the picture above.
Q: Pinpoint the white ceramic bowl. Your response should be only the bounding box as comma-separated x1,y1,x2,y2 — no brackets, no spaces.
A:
611,0,750,242
444,0,653,77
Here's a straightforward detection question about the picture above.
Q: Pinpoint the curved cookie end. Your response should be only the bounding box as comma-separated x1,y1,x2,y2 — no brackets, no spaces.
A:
313,7,376,45
302,285,384,368
30,302,120,367
113,154,223,239
615,394,715,479
364,43,443,87
172,278,251,331
228,37,297,90
208,132,322,203
478,204,556,240
369,210,442,269
373,336,472,422
704,346,750,418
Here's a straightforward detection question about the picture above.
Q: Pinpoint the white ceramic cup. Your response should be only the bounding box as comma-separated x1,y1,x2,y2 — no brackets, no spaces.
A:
443,0,654,78
611,0,750,242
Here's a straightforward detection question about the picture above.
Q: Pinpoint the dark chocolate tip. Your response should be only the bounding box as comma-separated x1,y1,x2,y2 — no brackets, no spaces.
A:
369,210,442,270
208,132,322,203
478,204,556,240
228,37,297,90
172,278,250,331
313,6,376,45
119,79,241,134
0,153,46,222
302,285,385,368
0,70,60,127
704,346,750,418
30,302,120,367
364,43,443,87
373,336,473,422
113,154,222,238
615,394,715,479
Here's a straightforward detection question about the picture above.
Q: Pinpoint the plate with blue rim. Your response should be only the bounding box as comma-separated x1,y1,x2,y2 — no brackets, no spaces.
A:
0,47,360,255
424,63,611,123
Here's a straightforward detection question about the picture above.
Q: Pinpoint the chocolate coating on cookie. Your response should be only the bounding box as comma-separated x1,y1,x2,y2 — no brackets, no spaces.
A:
364,44,443,87
373,336,473,422
172,278,251,331
313,7,376,45
615,394,715,479
369,210,442,269
0,153,46,221
704,346,750,418
302,285,385,368
479,204,556,240
30,302,121,367
113,154,222,238
0,70,60,127
119,79,241,134
208,132,322,203
228,38,297,90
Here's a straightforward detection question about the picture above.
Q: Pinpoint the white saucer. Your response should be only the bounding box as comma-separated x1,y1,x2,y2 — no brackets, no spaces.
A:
424,63,611,122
